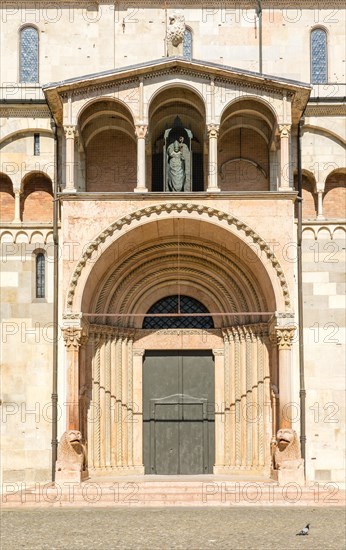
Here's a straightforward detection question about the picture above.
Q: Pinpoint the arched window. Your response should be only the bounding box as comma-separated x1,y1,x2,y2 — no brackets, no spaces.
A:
35,253,45,298
20,26,39,83
311,28,327,84
143,295,214,329
183,28,192,60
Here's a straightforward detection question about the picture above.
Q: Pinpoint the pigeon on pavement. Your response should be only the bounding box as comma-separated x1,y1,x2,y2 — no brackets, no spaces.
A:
296,524,310,536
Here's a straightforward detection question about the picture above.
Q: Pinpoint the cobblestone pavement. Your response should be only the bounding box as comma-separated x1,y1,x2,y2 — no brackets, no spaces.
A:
1,507,345,550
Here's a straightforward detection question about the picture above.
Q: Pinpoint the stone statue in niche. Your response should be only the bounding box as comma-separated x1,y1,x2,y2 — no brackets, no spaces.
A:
164,117,193,192
167,12,186,56
167,140,186,192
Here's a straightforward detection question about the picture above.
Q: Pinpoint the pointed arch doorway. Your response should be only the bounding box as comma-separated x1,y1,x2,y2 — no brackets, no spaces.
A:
142,295,215,475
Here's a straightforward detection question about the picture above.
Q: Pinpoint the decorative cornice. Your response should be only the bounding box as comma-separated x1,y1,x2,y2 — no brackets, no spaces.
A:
88,324,135,339
43,57,310,125
0,107,50,118
66,203,292,311
59,191,297,202
305,105,346,117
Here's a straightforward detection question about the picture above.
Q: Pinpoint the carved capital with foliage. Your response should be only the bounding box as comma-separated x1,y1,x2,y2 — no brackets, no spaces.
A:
64,125,77,140
272,326,296,350
135,125,148,139
62,325,89,350
279,124,291,138
207,123,220,138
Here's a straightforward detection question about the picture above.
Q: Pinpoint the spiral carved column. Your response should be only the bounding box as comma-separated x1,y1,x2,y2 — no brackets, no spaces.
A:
218,324,271,474
86,326,143,474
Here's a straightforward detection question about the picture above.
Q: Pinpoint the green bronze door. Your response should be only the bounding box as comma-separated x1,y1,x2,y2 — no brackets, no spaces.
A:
143,350,215,474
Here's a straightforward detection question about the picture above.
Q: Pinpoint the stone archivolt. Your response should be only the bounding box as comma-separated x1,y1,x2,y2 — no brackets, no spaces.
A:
66,203,292,312
92,240,266,328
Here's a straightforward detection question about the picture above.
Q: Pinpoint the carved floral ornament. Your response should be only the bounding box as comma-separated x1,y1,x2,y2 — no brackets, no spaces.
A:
272,326,296,350
66,203,292,311
62,326,89,349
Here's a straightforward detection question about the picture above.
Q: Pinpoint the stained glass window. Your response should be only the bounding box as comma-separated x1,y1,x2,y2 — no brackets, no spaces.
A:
183,29,192,60
36,253,45,298
143,295,214,329
20,26,39,83
311,29,327,84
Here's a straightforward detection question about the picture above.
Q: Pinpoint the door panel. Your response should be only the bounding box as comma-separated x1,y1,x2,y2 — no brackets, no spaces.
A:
143,350,214,474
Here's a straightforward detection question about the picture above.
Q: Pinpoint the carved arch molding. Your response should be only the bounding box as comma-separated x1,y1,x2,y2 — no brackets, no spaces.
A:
66,202,292,311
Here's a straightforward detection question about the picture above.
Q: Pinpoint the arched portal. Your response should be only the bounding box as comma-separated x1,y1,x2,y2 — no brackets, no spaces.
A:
78,99,137,192
65,210,293,477
219,98,277,191
148,86,206,191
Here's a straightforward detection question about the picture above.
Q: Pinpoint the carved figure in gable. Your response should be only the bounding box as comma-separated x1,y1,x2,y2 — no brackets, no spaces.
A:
167,12,186,56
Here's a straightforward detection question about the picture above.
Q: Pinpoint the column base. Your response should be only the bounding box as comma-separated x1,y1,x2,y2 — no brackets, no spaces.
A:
62,187,77,193
134,187,148,193
206,187,221,193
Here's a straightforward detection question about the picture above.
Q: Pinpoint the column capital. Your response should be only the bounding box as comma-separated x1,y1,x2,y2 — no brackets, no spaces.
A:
207,123,220,138
62,315,89,349
134,124,148,139
270,326,296,350
278,124,291,138
133,348,145,357
212,348,224,357
63,124,78,139
62,326,89,350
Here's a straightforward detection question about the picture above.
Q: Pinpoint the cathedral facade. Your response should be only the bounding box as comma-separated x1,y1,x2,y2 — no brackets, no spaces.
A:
0,2,345,485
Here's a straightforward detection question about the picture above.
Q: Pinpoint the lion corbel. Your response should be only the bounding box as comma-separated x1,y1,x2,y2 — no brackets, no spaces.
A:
273,428,305,485
55,430,88,483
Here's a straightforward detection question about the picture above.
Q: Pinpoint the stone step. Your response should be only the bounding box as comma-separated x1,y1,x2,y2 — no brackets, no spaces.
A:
2,483,345,508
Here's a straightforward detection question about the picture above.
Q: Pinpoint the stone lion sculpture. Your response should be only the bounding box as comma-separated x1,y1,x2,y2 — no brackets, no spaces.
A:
56,430,87,475
274,428,303,470
167,12,185,51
